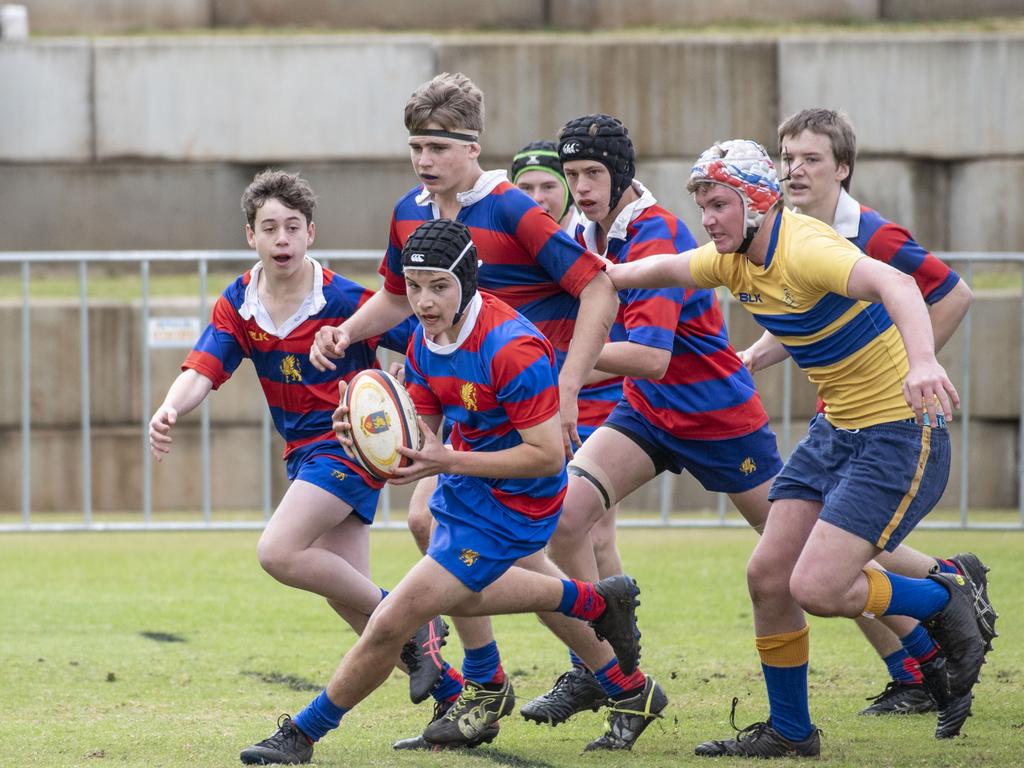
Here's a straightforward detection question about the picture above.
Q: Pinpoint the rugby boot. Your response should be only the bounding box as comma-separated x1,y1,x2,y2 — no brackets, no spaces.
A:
919,655,974,739
695,698,820,758
401,615,449,704
584,676,667,751
521,667,609,726
949,552,998,651
858,681,936,715
922,573,987,697
240,715,313,765
589,575,642,675
393,697,500,750
422,677,514,745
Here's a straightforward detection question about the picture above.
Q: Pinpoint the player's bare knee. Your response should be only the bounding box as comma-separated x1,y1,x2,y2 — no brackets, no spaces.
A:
789,571,842,617
363,601,413,648
255,536,290,580
746,552,790,604
407,505,432,554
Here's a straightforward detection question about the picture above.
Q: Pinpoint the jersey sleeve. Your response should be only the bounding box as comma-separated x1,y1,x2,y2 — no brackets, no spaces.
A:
500,188,605,298
861,217,960,304
379,208,407,296
181,294,247,389
403,341,442,416
687,243,727,290
491,334,560,431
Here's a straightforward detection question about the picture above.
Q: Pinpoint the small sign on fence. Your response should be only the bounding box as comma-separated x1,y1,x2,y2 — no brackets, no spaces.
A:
148,317,201,349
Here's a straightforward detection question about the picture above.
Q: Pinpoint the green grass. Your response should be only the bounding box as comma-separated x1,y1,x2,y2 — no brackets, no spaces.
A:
1,528,1020,767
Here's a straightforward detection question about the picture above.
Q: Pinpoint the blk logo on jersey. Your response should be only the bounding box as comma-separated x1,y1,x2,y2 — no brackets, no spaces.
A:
459,548,480,567
281,354,302,383
361,411,391,435
739,457,757,475
460,382,478,411
738,293,764,304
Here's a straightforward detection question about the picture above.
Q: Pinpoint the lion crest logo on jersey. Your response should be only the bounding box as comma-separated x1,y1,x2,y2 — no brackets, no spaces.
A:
459,548,480,567
330,469,347,482
782,287,797,307
739,457,757,475
460,382,478,412
281,354,302,383
361,411,391,435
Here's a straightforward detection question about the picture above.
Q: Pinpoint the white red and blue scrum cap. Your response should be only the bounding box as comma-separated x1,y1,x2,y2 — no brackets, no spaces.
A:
401,218,478,323
557,114,636,209
688,139,781,236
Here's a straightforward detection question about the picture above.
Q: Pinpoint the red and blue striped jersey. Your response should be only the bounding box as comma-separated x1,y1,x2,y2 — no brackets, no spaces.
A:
183,261,415,478
379,171,606,366
832,189,960,303
581,192,769,439
403,292,567,520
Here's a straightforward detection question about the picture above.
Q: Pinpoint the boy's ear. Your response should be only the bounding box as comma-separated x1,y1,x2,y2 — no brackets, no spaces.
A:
245,223,256,248
307,221,316,246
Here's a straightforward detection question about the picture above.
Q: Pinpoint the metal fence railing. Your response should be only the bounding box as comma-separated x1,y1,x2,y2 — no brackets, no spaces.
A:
1,250,1022,532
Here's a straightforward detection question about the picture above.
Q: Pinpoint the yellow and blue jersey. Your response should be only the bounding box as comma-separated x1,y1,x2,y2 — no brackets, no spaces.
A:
688,208,914,429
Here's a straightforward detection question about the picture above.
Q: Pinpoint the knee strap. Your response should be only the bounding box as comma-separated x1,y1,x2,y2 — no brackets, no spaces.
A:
568,454,616,510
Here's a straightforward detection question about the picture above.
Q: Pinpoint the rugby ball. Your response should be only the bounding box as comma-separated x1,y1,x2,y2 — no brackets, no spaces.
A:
344,369,423,479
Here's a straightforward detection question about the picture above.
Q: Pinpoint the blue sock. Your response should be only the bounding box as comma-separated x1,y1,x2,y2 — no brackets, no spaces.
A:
882,649,919,684
293,690,348,743
901,623,938,663
763,664,813,742
883,573,949,620
379,587,389,602
557,579,579,615
431,663,464,702
568,649,587,671
462,641,502,685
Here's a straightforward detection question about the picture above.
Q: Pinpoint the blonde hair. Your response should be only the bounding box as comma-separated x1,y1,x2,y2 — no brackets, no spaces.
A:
404,72,484,133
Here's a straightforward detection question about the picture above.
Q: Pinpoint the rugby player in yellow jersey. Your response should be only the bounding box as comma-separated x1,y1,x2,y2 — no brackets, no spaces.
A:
605,139,990,756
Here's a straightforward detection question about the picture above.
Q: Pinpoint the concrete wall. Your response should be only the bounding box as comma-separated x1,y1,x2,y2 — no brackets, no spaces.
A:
3,33,1023,251
0,296,1019,512
18,1,1024,34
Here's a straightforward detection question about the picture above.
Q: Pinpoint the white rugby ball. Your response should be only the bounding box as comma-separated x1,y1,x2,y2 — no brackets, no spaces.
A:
345,369,423,479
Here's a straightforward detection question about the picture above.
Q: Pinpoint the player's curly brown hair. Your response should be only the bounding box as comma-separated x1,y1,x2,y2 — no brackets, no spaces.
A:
241,169,317,228
778,108,857,191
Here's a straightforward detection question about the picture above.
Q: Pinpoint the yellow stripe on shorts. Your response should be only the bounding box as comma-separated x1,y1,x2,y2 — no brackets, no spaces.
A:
876,425,932,549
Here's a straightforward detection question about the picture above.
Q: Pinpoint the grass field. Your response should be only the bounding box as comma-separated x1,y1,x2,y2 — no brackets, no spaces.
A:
2,528,1020,767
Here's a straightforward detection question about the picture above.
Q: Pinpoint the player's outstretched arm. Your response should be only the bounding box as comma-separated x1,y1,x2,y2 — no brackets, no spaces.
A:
558,271,618,457
149,369,214,461
606,249,700,291
310,288,413,372
738,330,791,373
846,258,960,425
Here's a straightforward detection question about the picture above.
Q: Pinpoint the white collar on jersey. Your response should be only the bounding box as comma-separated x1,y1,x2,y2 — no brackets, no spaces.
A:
239,255,326,338
415,169,508,209
423,292,484,355
794,187,861,239
580,179,657,256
